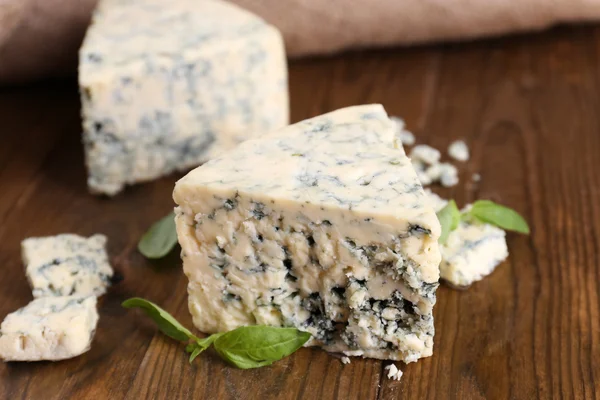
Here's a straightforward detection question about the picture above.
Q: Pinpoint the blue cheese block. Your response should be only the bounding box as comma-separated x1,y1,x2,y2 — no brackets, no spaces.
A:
79,0,289,195
426,191,509,287
22,234,114,298
173,105,441,362
0,296,99,362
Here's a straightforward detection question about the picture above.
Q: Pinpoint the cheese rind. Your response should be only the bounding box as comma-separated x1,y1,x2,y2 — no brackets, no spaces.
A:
0,296,99,361
174,105,441,362
22,234,113,298
79,0,289,195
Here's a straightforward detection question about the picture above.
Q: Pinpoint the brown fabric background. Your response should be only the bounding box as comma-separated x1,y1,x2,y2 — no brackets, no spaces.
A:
2,0,600,84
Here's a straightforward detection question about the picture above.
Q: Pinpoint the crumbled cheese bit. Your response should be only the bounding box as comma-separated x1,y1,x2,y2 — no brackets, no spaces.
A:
399,130,416,146
341,356,351,364
412,160,432,186
439,163,459,188
391,116,416,146
385,363,403,381
410,145,441,165
410,145,459,187
472,173,481,182
448,140,469,162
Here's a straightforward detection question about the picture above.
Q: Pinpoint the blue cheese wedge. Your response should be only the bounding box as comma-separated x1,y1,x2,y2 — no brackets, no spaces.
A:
22,234,113,298
0,296,99,362
426,192,509,287
79,0,289,195
173,105,441,362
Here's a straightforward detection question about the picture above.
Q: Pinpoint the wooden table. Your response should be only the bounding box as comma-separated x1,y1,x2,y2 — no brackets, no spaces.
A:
1,24,599,399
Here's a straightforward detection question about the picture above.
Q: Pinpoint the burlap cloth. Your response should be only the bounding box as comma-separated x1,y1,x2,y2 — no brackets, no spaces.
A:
2,0,600,84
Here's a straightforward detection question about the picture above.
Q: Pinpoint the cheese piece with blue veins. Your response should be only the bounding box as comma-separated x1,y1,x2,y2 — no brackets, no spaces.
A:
22,234,114,298
173,104,442,362
79,0,289,195
426,191,509,287
0,296,99,361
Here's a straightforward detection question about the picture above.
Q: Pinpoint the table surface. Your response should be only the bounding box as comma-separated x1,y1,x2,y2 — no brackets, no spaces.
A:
1,24,599,400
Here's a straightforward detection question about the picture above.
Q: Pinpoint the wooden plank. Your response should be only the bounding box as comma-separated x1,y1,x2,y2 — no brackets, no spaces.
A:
1,25,599,400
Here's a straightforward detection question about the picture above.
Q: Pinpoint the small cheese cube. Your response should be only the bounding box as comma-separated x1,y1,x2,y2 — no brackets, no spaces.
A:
0,296,99,362
440,221,508,287
22,234,113,298
425,192,509,287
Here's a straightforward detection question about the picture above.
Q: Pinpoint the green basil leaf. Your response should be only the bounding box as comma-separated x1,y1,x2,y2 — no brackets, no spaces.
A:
186,333,224,363
188,344,205,363
138,211,178,259
437,200,461,244
122,297,195,342
468,200,530,234
213,326,311,369
185,343,196,353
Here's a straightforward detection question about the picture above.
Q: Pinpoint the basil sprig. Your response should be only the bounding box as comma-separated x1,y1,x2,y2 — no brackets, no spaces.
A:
122,297,311,369
436,199,530,244
138,211,178,259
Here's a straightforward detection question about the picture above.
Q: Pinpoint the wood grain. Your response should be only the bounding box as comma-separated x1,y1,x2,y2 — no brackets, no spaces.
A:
1,25,600,399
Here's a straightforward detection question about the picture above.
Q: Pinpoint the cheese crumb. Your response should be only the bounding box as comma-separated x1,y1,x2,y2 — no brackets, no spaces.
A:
410,145,459,187
391,116,416,146
399,130,416,146
341,356,351,364
448,140,469,162
410,145,441,165
472,173,481,182
385,364,403,381
439,163,459,187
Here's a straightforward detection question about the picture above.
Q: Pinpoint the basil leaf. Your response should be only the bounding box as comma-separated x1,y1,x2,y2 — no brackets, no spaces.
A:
122,297,195,342
213,326,311,369
437,200,461,244
123,298,310,368
188,345,204,363
468,200,530,234
138,211,178,259
186,333,224,363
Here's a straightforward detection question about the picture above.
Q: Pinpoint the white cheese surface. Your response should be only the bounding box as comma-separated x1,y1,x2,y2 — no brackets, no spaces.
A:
440,220,508,287
174,104,441,362
80,0,288,195
0,296,99,362
22,234,113,298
